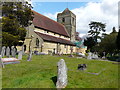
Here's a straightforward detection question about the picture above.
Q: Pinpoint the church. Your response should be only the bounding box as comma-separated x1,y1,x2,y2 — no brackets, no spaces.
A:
23,8,85,54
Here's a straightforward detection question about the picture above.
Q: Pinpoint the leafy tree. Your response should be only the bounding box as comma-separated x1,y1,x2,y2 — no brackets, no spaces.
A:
116,27,120,50
110,27,117,35
1,2,33,46
84,37,96,51
88,21,106,43
98,31,118,55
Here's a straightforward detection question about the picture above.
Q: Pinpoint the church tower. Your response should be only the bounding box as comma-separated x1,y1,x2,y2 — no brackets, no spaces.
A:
57,8,76,42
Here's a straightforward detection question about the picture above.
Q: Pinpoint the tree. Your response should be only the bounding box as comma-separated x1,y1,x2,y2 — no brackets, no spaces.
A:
2,2,33,46
116,27,120,50
110,27,117,34
84,37,96,52
88,21,106,43
98,31,118,55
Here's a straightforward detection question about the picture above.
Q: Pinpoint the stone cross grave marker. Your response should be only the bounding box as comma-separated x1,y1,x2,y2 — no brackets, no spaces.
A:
6,47,10,57
18,50,23,60
27,51,32,61
56,59,68,88
1,46,6,57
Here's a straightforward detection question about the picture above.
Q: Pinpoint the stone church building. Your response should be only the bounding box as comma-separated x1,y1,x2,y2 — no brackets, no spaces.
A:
23,8,84,54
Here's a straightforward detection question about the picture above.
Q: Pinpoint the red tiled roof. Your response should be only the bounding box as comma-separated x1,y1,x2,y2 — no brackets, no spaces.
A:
35,31,75,46
32,10,69,37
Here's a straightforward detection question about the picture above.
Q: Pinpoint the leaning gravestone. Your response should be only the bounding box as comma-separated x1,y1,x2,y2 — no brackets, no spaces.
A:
18,50,23,60
6,47,10,57
56,59,68,88
87,52,92,60
1,46,6,57
27,51,32,61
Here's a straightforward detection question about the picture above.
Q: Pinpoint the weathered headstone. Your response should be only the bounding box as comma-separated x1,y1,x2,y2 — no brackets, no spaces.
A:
87,52,92,60
6,47,10,57
1,46,6,57
11,46,16,57
56,59,68,88
94,54,98,59
78,64,87,70
27,51,32,61
22,45,24,55
18,50,23,60
92,53,95,59
12,48,16,57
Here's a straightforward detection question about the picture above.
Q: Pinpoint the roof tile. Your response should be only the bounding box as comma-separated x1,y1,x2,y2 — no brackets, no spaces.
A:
32,10,70,37
35,31,75,46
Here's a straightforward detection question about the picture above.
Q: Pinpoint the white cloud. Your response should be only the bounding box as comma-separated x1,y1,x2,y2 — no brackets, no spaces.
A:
43,12,58,20
43,0,119,37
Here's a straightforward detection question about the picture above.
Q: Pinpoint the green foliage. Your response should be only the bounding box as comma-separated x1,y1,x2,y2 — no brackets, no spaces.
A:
2,32,19,46
88,21,106,43
98,31,118,54
116,28,120,50
84,21,106,51
2,55,118,88
2,2,33,46
84,37,96,51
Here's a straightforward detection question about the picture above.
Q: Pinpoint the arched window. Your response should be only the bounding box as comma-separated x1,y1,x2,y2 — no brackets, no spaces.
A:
36,38,39,47
62,18,65,22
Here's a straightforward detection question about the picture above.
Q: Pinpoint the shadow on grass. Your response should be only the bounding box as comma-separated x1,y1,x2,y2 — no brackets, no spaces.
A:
51,76,57,86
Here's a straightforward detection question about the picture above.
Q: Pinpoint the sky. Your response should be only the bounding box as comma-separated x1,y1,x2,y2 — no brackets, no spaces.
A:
31,0,119,37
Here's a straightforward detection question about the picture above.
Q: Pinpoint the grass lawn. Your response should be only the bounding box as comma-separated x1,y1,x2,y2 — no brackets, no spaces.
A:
2,55,119,88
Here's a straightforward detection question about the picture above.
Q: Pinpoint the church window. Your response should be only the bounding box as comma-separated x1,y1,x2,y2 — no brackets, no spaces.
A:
62,18,65,22
64,45,67,48
36,38,39,47
72,17,74,25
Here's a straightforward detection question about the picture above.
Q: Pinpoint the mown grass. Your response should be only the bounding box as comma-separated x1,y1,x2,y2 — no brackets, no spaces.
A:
2,55,119,88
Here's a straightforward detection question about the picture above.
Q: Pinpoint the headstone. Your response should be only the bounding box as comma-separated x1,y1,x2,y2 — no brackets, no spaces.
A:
11,46,16,57
92,53,95,59
6,47,10,57
87,52,92,59
1,46,6,57
94,54,98,59
22,45,24,55
78,64,87,70
18,50,23,60
56,59,68,88
12,48,16,57
27,51,32,61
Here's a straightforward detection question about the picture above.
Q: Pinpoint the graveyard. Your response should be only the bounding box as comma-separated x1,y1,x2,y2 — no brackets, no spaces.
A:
2,54,118,88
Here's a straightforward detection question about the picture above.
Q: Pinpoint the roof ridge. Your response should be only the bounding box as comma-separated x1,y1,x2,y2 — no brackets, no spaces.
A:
34,31,71,41
32,10,70,37
32,10,65,28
